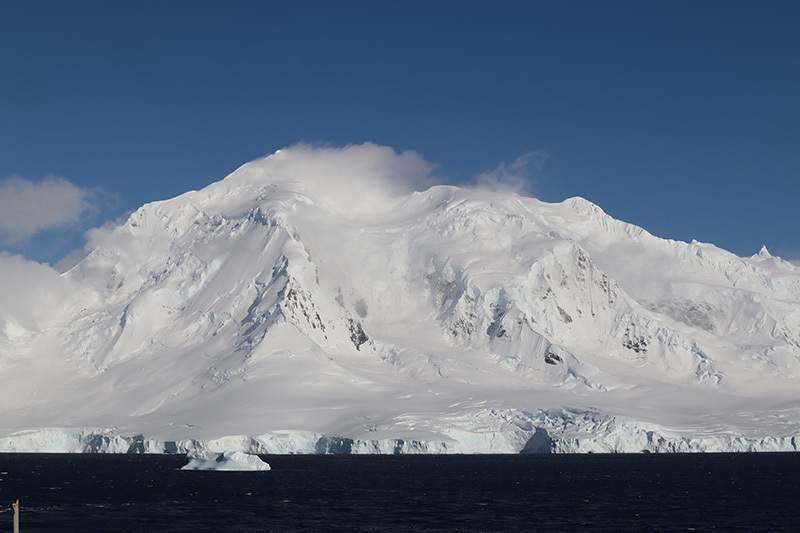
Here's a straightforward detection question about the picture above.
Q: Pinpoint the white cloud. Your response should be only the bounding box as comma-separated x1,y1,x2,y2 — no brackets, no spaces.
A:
0,176,95,245
474,151,547,195
61,212,133,273
231,144,549,217
0,252,83,335
249,143,439,215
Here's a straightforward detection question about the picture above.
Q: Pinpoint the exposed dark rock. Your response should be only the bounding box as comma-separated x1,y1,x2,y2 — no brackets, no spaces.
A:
348,319,369,350
544,351,563,365
622,325,649,354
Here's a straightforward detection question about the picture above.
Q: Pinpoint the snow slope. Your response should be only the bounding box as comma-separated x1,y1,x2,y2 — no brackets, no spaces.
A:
2,145,799,453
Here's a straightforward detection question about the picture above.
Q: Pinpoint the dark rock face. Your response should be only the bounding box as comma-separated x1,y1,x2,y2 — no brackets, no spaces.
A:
544,351,562,365
348,319,369,350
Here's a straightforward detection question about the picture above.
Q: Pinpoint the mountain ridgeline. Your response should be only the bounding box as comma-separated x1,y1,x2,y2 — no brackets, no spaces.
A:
2,148,799,453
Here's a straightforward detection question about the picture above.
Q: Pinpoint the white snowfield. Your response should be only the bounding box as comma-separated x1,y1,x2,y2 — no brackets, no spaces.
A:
1,144,799,454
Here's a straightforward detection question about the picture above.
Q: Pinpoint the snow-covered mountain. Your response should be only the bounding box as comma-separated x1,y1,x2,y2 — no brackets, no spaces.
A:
2,144,799,453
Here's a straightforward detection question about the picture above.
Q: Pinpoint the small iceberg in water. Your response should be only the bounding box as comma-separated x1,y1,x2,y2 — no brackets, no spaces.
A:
181,450,271,471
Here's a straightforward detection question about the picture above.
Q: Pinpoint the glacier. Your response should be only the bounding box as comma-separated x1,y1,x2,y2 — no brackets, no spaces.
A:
1,144,799,454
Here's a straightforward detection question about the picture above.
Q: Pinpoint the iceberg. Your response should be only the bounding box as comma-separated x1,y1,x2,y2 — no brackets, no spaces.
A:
181,450,271,471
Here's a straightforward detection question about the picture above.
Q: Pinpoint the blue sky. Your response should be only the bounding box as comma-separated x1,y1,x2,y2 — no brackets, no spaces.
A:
1,0,798,264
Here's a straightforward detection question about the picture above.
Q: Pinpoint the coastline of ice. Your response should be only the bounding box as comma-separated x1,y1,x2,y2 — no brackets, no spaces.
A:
1,418,796,455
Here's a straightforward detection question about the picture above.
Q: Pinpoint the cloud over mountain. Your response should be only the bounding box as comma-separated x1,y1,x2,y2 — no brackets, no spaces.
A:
242,143,439,216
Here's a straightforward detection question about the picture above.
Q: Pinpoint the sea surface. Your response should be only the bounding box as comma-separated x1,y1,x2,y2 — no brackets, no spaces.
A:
0,453,798,531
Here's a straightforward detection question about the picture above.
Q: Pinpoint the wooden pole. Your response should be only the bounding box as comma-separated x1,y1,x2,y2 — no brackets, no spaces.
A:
12,499,19,533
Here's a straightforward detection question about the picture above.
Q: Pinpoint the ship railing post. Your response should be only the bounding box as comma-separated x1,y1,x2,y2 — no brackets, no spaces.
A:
12,499,19,533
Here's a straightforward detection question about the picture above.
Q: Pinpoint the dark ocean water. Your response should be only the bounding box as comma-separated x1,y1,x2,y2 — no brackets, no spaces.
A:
0,453,798,531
